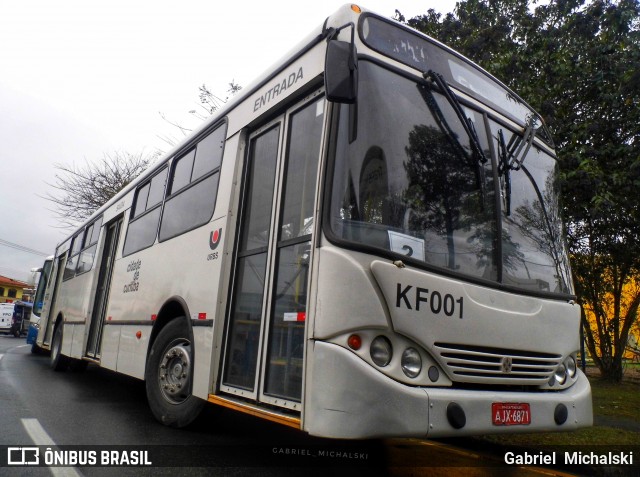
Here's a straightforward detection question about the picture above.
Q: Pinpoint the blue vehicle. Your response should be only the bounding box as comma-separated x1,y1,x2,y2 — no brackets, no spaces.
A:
28,258,53,354
26,316,38,345
10,301,32,337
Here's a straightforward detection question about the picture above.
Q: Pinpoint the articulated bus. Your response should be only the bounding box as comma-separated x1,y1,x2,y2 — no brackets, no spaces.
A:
34,4,591,438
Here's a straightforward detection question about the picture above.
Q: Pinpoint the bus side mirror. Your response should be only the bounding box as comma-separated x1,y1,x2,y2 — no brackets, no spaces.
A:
325,40,358,103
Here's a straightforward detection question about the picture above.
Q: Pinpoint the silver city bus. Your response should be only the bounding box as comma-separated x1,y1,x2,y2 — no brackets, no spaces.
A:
33,4,592,438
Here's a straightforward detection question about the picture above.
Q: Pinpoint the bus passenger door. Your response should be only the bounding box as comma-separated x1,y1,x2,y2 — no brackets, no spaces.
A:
86,217,122,359
43,254,67,346
222,93,326,410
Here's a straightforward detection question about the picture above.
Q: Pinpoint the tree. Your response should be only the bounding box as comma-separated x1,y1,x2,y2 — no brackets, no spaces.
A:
402,0,640,381
45,151,157,227
192,80,242,119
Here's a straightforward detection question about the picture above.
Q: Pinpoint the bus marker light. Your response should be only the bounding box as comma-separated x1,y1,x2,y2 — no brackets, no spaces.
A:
136,331,142,340
151,314,157,321
347,334,362,350
198,312,207,320
351,5,362,14
284,312,306,322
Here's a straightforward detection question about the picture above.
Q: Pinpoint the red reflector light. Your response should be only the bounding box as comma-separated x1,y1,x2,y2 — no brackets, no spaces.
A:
136,331,142,340
348,334,362,350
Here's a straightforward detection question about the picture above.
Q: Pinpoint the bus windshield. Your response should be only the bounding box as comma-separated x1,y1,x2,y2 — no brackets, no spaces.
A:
327,61,573,296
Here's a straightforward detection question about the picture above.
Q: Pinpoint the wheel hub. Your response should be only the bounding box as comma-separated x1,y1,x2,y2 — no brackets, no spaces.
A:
158,343,192,403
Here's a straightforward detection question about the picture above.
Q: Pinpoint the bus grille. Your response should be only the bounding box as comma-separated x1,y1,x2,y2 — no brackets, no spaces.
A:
433,342,562,385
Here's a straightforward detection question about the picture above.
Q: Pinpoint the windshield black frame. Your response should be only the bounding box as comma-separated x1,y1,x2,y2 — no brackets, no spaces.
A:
358,14,555,148
323,59,574,299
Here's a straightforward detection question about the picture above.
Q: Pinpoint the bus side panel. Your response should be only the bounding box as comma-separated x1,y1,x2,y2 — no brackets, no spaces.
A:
304,341,430,439
192,324,216,398
70,324,86,358
107,219,226,389
106,243,154,379
100,323,120,371
117,325,151,378
61,323,73,357
313,246,390,339
109,133,239,392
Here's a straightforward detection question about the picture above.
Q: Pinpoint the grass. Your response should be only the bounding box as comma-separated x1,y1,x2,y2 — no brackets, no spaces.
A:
591,379,640,421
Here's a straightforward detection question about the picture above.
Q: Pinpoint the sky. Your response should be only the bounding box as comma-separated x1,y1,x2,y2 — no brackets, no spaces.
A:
0,0,458,283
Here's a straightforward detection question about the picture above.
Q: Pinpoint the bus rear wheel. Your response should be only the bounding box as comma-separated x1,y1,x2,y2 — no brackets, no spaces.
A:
50,323,69,371
145,319,204,427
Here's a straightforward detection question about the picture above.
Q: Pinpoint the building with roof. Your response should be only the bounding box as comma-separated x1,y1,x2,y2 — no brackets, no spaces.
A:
0,275,31,303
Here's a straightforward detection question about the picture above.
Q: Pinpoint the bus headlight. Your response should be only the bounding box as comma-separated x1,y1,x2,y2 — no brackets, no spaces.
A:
565,356,577,379
370,336,392,367
401,348,422,378
554,363,567,385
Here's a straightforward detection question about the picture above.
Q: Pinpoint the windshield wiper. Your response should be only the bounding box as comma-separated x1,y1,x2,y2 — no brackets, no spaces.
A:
500,115,539,171
417,70,488,207
424,70,488,166
497,130,513,215
497,116,540,216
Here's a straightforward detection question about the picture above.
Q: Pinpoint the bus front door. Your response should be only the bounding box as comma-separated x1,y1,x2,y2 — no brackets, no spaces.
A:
42,254,67,346
86,217,122,359
222,93,326,410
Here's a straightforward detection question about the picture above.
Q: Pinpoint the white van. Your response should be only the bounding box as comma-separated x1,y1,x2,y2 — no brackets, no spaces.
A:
0,302,14,334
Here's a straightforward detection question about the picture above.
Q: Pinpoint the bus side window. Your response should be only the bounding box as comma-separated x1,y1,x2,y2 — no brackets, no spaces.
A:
122,167,168,256
76,216,103,275
63,231,84,281
159,123,227,242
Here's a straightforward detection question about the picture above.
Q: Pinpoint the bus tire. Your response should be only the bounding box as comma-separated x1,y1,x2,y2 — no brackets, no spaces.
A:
50,323,69,371
145,319,204,427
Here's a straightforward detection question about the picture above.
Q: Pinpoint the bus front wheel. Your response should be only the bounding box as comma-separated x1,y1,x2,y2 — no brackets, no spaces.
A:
145,319,204,427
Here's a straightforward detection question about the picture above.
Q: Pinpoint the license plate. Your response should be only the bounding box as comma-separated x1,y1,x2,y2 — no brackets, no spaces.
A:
492,402,531,426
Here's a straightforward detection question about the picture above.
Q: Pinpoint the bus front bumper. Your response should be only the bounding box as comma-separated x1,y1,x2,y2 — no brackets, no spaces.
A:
305,341,592,439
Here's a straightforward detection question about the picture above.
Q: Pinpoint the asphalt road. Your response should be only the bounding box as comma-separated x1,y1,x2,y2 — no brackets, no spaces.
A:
0,335,393,477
